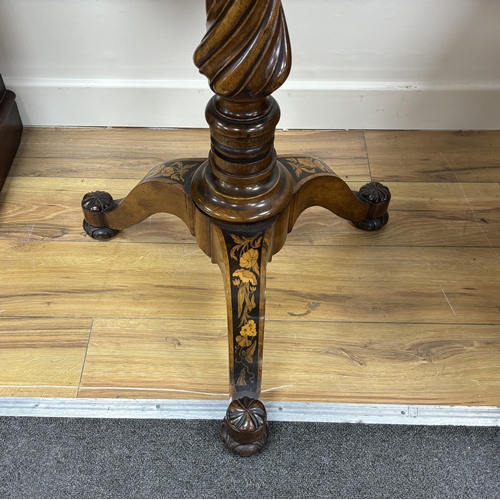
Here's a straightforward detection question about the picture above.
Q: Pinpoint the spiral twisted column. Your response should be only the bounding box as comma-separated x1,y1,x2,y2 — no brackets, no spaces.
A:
191,0,294,223
196,0,290,100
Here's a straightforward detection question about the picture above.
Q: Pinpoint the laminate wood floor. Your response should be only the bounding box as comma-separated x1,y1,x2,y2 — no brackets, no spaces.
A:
1,128,499,405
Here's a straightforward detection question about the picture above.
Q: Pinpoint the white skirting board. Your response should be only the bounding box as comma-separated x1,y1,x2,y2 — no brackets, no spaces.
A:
7,78,500,130
1,398,499,426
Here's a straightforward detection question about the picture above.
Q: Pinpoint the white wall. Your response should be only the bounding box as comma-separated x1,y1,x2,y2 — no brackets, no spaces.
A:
1,0,499,129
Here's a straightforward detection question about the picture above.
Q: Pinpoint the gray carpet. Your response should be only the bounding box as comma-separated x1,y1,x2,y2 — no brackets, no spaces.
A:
0,417,499,498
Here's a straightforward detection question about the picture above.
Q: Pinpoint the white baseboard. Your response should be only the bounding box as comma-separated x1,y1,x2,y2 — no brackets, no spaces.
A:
6,78,500,130
1,397,500,426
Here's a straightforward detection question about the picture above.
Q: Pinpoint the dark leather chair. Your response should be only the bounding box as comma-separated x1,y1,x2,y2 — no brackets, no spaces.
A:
0,74,23,192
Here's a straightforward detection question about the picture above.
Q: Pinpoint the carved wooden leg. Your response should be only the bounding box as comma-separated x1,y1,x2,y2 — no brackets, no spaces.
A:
81,159,205,239
279,156,391,233
211,222,276,456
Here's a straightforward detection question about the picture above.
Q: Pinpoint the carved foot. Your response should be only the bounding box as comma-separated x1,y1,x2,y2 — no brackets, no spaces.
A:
280,157,391,231
353,181,391,231
220,397,269,456
82,191,119,240
81,159,205,241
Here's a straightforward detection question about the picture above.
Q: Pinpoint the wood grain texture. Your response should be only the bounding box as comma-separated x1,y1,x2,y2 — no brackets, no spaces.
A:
365,130,500,183
1,127,499,406
0,318,91,397
459,182,500,248
0,177,196,244
287,182,493,248
78,319,229,399
0,239,224,319
14,127,211,162
1,240,498,324
12,128,369,182
261,322,500,405
78,319,500,406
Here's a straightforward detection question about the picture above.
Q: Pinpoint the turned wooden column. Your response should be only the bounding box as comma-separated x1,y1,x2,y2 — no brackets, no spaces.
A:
192,0,292,223
81,0,391,456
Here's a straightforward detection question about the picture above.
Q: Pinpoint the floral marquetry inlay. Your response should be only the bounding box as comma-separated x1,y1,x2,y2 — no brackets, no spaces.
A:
280,156,334,180
226,232,266,389
144,160,201,184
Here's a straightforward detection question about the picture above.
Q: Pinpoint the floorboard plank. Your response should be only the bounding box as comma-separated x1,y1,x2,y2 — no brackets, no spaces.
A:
78,319,500,405
264,321,500,405
1,240,498,324
0,318,91,397
365,130,500,183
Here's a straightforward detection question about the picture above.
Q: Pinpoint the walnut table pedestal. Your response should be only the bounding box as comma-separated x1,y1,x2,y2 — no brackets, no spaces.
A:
81,0,391,456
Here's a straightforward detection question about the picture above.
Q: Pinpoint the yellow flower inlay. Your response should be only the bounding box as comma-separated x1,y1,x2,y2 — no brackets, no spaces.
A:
240,248,259,269
160,166,175,177
240,320,257,337
232,269,257,286
235,320,257,347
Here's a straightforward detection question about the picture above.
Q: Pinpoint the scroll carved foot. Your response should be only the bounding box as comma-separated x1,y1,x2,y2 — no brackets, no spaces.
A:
353,181,391,231
81,159,205,241
82,191,119,240
220,397,269,456
281,156,392,232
